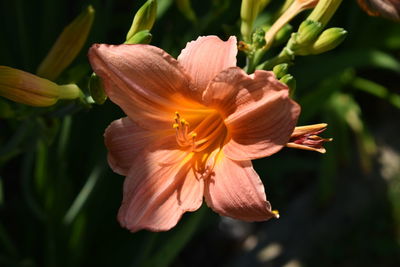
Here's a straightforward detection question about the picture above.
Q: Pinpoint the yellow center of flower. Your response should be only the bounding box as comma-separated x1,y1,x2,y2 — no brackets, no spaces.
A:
173,111,227,177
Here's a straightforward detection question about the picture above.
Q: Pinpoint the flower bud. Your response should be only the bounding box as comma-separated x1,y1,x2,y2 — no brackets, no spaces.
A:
37,6,95,81
89,73,107,105
280,74,296,94
273,63,289,79
274,23,293,46
125,30,153,44
307,0,343,27
357,0,400,21
0,66,81,107
264,0,318,49
126,0,157,41
241,0,271,42
252,27,266,49
296,19,323,45
308,27,347,55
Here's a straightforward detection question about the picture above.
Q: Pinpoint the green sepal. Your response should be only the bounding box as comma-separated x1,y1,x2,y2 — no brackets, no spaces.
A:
125,30,153,44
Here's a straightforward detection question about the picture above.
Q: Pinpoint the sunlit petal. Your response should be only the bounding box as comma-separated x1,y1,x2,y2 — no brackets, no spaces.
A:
203,68,300,160
204,154,278,221
178,36,237,95
89,44,203,129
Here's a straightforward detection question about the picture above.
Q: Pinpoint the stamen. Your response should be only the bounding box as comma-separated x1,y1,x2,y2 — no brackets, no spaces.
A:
173,112,197,149
172,111,228,180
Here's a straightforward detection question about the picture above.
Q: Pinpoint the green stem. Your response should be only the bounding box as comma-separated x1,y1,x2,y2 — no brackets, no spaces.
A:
244,55,255,74
256,47,294,70
57,116,72,160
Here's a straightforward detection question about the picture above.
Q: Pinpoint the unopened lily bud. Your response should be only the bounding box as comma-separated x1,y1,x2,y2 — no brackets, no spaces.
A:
296,19,323,45
252,27,266,49
241,0,272,42
264,0,318,49
89,73,107,105
126,0,157,41
37,5,95,81
280,74,296,94
307,0,343,27
0,66,81,107
274,23,293,46
307,27,347,55
357,0,400,21
273,63,289,79
125,30,152,44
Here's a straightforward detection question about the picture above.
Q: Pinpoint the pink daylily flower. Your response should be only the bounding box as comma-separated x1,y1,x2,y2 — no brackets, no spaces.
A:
88,36,301,232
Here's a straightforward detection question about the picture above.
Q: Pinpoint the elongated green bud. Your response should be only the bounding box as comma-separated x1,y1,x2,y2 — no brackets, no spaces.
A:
309,27,347,55
264,0,318,49
0,66,81,107
126,0,157,41
37,6,95,81
125,30,152,44
273,63,289,79
274,23,293,46
296,19,323,45
241,0,271,42
89,73,107,105
308,0,343,27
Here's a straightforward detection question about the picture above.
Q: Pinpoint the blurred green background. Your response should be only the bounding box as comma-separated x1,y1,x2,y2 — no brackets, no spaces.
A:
1,0,400,266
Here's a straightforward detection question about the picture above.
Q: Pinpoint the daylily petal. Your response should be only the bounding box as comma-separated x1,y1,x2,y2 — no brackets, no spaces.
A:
178,36,237,94
118,148,204,232
204,154,277,221
88,44,202,129
104,117,175,175
203,68,300,160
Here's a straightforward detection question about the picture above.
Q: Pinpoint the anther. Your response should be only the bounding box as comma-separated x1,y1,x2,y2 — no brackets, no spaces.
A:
272,210,280,218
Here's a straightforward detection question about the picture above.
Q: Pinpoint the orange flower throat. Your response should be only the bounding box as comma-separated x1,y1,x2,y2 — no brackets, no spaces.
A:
173,111,227,177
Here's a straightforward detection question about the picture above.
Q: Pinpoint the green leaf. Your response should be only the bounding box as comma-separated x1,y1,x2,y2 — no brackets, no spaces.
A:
352,77,400,109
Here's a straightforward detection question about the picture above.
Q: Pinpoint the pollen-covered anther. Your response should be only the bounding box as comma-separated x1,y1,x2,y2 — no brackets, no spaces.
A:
272,210,280,219
173,112,197,149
